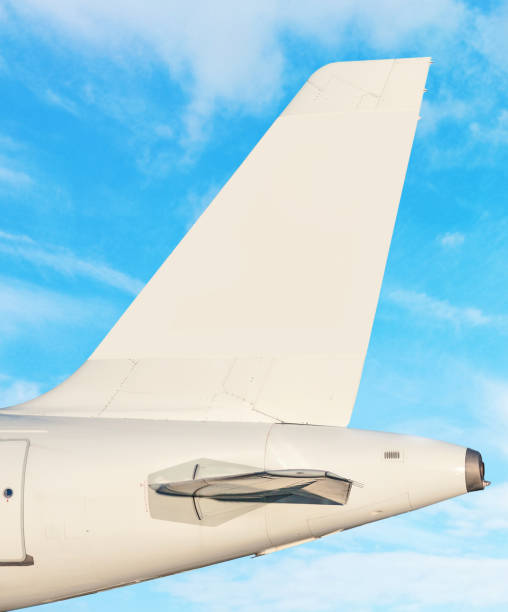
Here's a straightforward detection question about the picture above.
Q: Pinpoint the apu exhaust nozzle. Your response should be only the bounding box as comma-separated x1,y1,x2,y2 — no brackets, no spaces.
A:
465,448,490,492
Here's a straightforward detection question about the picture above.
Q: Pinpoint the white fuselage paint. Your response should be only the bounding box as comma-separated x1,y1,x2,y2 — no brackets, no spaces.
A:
0,415,468,611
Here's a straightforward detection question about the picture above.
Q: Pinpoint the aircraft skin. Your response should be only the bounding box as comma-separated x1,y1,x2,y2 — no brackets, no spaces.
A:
0,418,485,610
0,58,488,610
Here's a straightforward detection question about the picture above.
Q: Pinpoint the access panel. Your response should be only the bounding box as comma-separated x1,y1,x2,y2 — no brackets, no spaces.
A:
0,440,29,563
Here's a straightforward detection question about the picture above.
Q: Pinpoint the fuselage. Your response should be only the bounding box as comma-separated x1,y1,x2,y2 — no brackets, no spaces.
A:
0,414,478,610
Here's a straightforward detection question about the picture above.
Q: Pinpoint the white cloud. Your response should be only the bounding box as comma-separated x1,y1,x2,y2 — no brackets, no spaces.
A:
158,550,508,611
471,109,508,145
1,0,505,161
438,231,465,248
4,0,470,142
420,95,469,135
0,164,32,186
0,277,116,335
0,229,143,294
0,374,40,408
474,5,508,75
45,87,79,115
0,133,24,151
0,229,32,243
153,124,173,139
178,184,221,231
0,137,32,188
476,376,508,459
386,288,497,329
441,482,508,537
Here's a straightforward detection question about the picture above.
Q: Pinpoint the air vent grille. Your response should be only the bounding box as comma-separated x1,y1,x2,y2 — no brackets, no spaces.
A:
384,451,400,460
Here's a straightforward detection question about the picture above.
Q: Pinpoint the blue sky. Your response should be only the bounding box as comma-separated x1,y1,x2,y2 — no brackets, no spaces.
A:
1,1,508,610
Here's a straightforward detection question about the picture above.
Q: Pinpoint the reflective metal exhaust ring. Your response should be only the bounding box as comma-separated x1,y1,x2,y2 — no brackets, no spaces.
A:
465,448,489,492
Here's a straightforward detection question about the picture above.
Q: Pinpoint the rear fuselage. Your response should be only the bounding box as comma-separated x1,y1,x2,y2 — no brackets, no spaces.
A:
0,415,474,610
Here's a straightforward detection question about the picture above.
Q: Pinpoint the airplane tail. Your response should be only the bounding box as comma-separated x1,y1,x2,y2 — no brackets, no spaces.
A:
4,58,430,426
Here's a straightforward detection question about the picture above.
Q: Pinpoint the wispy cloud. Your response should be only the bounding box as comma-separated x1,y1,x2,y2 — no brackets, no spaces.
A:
473,5,508,75
441,481,508,537
438,231,465,248
477,376,508,459
420,94,470,135
0,276,117,337
178,184,221,230
157,549,508,611
471,108,508,146
45,87,79,115
0,229,143,294
153,124,173,140
386,288,503,329
0,373,40,408
0,164,32,186
3,0,471,144
0,133,24,151
0,135,32,188
2,0,506,160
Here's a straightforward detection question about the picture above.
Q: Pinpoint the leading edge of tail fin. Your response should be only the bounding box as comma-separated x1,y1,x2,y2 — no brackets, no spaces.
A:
5,58,430,425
